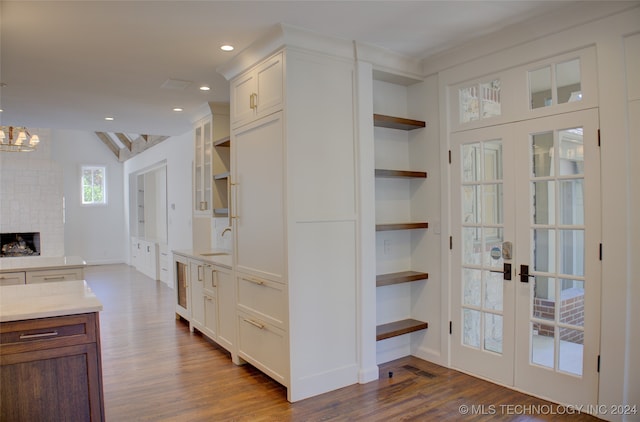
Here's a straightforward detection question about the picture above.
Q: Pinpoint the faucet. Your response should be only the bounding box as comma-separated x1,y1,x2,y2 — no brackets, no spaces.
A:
221,226,232,237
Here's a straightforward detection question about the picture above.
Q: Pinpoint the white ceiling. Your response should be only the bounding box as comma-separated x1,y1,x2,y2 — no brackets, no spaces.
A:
1,0,579,136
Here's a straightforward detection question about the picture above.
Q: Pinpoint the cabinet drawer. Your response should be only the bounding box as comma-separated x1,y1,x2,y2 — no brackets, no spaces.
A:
26,268,84,284
237,274,287,329
0,313,97,354
0,271,26,285
237,311,287,385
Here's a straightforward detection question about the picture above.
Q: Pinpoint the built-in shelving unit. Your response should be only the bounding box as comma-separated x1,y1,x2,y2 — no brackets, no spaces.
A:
212,136,231,217
373,114,426,131
374,107,429,344
375,169,427,178
376,222,428,232
376,271,429,287
376,319,429,341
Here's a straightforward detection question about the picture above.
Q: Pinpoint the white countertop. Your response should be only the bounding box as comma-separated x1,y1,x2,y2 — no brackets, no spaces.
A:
172,249,232,268
0,280,103,322
0,256,86,272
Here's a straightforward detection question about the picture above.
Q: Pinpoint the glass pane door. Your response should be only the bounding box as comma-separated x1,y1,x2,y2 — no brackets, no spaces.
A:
451,125,516,385
514,109,600,406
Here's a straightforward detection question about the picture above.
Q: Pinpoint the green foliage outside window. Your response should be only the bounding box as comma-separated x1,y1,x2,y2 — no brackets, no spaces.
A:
82,166,106,204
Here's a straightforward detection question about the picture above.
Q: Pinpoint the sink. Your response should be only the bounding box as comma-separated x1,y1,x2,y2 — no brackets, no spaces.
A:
199,252,230,257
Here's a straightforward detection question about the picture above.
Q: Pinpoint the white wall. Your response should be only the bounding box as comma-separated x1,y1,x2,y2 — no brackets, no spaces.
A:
51,129,126,264
123,130,193,266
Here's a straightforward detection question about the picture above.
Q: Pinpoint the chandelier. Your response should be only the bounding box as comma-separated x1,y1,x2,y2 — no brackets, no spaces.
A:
0,126,40,152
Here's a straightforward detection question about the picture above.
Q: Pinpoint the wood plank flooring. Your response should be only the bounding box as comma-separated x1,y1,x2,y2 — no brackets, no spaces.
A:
85,264,601,421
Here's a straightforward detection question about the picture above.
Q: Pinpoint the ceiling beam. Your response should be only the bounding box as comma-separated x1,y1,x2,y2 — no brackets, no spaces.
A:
115,133,133,151
94,132,170,162
95,132,121,160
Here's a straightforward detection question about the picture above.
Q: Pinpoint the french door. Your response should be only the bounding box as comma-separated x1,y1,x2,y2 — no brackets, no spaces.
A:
451,109,601,406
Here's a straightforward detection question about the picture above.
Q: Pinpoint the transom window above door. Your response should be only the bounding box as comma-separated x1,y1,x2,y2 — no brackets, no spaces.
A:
459,79,502,123
529,58,582,110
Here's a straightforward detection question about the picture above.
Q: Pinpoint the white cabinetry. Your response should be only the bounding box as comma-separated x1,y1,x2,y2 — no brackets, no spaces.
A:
158,244,170,285
173,252,235,356
189,259,206,331
221,26,359,402
233,112,285,282
25,267,85,284
0,272,26,285
230,52,283,128
131,237,158,280
194,116,213,214
215,265,235,353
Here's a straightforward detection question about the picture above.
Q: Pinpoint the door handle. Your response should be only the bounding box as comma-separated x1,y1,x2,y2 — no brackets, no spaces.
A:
518,265,535,283
489,263,512,280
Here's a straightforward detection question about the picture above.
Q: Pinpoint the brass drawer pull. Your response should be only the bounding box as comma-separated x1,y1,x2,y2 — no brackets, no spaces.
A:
243,319,265,330
244,276,264,286
20,331,59,340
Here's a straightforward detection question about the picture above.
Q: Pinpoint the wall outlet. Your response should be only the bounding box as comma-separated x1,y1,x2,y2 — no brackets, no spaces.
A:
383,239,391,255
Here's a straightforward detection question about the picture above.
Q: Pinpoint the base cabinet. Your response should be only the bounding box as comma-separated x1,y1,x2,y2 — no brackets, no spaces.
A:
25,267,85,284
215,266,235,352
173,253,235,355
237,310,287,385
0,272,26,286
0,313,105,421
1,267,85,285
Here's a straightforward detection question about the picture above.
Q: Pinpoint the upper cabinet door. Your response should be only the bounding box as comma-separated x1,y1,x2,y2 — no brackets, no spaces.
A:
230,52,284,129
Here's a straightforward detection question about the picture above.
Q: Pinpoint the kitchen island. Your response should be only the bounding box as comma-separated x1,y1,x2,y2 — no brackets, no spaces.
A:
0,280,105,421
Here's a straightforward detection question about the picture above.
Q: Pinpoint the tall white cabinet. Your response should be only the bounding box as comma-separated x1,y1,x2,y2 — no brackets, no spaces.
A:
219,25,359,402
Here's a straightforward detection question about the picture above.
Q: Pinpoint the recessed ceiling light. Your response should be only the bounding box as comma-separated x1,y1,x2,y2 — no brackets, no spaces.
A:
199,86,211,91
173,107,184,112
104,117,114,121
220,45,234,52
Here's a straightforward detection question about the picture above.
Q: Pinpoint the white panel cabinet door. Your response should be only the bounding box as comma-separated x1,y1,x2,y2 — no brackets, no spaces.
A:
0,272,26,285
230,52,283,129
232,111,285,283
215,265,235,352
189,260,205,332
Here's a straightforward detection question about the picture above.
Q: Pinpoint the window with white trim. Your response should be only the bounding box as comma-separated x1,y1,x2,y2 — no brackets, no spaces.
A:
81,166,107,205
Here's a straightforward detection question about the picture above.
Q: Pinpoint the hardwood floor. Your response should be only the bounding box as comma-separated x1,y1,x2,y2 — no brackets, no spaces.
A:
85,264,600,421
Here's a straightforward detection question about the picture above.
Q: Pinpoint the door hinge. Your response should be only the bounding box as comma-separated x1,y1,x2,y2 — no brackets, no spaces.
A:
449,236,453,250
597,129,601,147
448,150,452,164
599,243,603,261
597,355,601,372
449,321,452,335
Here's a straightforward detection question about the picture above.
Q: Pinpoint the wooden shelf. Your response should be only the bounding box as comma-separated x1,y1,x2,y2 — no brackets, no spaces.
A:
373,114,426,131
376,222,428,231
377,271,429,287
214,172,230,180
375,169,427,178
214,136,231,147
376,319,428,341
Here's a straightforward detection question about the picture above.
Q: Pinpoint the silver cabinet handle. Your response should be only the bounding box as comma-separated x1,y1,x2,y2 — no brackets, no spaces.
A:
20,331,59,340
43,276,65,281
244,319,264,329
